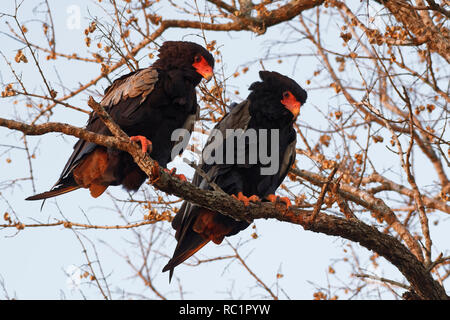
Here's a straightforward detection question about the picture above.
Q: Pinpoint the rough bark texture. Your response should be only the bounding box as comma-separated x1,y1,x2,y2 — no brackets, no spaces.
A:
0,107,447,300
381,0,450,62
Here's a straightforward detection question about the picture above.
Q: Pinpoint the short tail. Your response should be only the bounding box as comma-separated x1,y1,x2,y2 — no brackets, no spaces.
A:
163,207,241,281
25,183,80,201
162,232,209,282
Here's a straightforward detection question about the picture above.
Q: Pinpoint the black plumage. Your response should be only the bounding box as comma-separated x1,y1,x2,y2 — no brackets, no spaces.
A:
26,41,214,201
163,71,307,278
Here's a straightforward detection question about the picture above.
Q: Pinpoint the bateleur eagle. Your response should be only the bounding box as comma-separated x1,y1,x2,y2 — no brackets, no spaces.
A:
163,71,307,279
26,41,214,201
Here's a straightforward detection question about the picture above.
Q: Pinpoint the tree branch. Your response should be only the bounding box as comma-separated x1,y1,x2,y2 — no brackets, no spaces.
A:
0,113,447,299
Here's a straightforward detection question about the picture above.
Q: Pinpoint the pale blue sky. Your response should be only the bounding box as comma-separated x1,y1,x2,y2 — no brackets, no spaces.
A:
0,0,447,299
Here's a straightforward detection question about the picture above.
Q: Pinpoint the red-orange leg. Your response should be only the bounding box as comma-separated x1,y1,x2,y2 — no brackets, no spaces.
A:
164,168,187,182
130,135,152,153
232,192,260,206
266,194,292,208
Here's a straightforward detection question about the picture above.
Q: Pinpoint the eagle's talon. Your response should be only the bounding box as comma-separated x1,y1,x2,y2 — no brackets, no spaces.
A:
164,168,188,182
232,192,260,207
267,194,292,208
130,135,152,154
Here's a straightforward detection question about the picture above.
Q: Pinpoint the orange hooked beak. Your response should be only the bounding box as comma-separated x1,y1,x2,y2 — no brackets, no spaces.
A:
193,56,213,81
281,91,301,119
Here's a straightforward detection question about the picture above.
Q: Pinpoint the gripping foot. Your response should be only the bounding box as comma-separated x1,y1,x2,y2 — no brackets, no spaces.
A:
266,194,292,208
164,168,187,182
232,192,260,206
130,135,152,154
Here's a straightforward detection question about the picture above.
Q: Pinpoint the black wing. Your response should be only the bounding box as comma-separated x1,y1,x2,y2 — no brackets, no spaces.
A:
171,99,252,236
50,68,159,190
165,101,253,277
165,100,297,277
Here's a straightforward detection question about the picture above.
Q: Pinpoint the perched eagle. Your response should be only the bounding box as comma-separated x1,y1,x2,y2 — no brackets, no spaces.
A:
26,41,214,201
163,71,307,279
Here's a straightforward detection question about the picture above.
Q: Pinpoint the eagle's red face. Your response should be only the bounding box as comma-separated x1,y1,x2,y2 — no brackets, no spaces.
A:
192,54,214,81
281,91,301,119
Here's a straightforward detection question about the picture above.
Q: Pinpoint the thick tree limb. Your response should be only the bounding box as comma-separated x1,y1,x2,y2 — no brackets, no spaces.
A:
290,167,425,263
0,113,447,299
